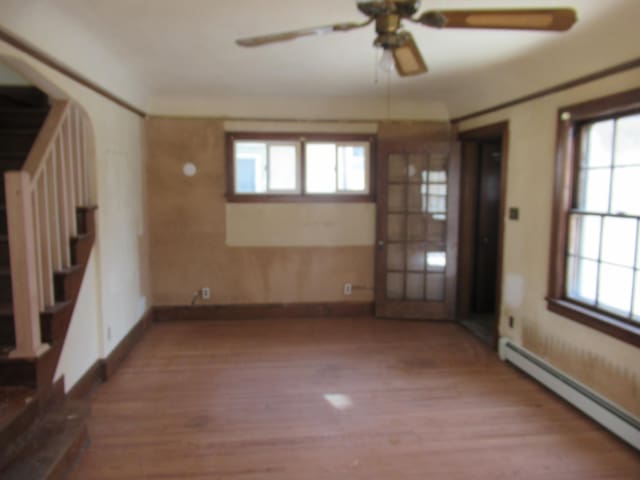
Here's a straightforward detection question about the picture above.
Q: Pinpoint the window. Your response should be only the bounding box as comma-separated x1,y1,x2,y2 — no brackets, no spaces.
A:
226,133,374,202
548,88,640,346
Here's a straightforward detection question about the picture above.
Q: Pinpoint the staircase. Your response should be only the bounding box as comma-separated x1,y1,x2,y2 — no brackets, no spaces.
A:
0,87,49,358
0,87,96,478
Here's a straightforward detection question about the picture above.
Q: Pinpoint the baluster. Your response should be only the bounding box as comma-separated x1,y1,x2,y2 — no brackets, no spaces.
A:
55,136,71,268
37,173,54,307
63,118,78,237
47,150,62,272
31,189,44,311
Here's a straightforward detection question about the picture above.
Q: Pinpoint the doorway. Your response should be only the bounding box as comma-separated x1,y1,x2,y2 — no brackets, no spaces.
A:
457,123,508,348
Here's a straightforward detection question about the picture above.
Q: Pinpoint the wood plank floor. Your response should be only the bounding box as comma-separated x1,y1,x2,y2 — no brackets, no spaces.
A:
68,317,639,479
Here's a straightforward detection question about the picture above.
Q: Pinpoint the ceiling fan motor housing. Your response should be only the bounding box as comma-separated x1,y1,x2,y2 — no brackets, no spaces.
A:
357,0,421,18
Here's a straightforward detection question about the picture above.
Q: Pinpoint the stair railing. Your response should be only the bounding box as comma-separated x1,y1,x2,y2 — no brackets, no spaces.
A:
4,100,91,358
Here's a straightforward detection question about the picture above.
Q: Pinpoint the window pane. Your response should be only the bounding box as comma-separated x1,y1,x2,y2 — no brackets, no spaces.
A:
601,217,636,267
387,243,404,271
268,145,297,191
406,243,426,271
337,145,366,192
598,263,633,316
306,144,336,193
576,168,610,212
235,142,267,193
583,120,614,167
610,166,640,216
566,256,597,304
614,113,640,166
567,214,600,259
426,273,445,301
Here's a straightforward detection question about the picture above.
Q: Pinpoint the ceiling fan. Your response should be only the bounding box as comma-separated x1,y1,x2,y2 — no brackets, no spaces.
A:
236,0,577,77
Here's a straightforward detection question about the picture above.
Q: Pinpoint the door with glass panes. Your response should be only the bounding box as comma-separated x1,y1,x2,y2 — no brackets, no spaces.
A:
375,140,460,319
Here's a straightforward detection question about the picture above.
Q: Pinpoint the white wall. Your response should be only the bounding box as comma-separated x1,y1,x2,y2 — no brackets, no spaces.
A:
458,67,640,416
0,60,28,85
0,45,150,392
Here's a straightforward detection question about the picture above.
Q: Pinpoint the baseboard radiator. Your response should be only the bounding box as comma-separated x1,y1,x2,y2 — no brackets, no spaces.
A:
498,337,640,450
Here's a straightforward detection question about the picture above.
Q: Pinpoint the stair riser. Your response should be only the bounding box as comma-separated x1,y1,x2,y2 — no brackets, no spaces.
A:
0,241,8,265
0,133,37,156
0,88,49,109
0,157,26,173
0,313,14,346
0,111,48,129
0,276,12,303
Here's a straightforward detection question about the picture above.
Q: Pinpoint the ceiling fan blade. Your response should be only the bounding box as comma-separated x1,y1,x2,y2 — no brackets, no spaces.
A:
392,33,428,77
418,9,577,31
236,20,372,47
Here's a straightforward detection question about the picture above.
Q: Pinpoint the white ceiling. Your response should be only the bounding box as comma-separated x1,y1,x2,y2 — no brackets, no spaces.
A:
2,0,640,118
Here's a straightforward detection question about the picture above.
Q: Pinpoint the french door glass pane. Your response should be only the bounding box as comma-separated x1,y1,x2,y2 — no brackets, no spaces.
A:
407,184,427,212
577,168,610,212
426,273,445,301
406,273,424,300
426,215,446,243
387,214,405,241
567,214,601,259
306,144,336,193
388,185,406,211
614,113,640,166
387,243,404,271
583,120,614,167
426,250,446,272
387,273,403,299
601,217,636,267
598,264,633,316
268,145,297,191
408,154,428,182
566,256,597,304
610,166,640,216
406,243,426,271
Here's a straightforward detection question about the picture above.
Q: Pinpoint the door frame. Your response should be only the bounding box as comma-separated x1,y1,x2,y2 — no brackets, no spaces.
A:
457,121,509,347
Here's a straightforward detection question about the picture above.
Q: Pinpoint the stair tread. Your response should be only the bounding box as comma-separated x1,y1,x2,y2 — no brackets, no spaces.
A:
55,264,82,275
0,386,38,451
43,300,72,315
0,402,88,477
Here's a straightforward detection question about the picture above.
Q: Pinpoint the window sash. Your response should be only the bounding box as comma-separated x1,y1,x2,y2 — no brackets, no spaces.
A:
305,141,370,195
233,140,301,195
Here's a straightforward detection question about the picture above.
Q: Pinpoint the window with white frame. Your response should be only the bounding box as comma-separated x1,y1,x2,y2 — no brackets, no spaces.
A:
227,134,373,200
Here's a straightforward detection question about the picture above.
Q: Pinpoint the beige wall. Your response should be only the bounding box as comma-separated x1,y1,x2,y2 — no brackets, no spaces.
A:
458,67,640,417
146,117,450,306
0,44,150,392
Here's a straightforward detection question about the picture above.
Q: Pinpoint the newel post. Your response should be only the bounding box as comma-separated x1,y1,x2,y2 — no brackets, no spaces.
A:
5,171,49,358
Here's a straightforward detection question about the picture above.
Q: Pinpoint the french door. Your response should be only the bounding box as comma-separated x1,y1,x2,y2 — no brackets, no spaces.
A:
375,140,460,319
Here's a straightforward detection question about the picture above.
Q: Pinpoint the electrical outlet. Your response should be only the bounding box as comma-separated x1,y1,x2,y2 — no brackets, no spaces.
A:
106,326,112,341
344,283,352,295
201,287,211,300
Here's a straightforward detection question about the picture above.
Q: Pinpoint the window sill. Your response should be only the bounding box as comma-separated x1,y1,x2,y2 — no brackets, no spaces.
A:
546,298,640,348
225,193,374,203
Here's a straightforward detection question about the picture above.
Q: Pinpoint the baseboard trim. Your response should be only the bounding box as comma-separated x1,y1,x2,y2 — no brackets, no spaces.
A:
66,360,104,400
154,301,374,322
102,308,154,380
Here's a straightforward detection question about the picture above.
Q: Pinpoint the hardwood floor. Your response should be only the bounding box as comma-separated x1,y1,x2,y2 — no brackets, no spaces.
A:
68,317,639,479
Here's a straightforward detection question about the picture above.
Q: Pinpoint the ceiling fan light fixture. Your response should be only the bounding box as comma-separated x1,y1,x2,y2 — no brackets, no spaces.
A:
379,49,396,73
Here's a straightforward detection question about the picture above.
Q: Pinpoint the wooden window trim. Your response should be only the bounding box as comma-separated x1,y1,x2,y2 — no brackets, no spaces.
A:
547,87,640,347
225,132,376,202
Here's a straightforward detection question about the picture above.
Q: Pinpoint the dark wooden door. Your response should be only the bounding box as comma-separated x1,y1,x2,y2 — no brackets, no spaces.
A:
473,143,501,313
375,140,460,319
